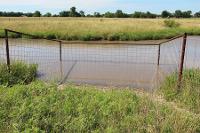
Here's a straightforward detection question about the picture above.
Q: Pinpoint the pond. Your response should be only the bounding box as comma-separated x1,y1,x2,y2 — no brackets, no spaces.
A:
0,36,199,90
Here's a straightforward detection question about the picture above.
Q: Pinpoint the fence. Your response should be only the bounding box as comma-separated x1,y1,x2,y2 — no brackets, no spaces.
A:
1,29,64,82
0,29,198,89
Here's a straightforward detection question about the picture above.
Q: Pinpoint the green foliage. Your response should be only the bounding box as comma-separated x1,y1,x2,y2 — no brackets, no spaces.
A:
161,10,172,18
0,62,37,86
0,82,199,132
33,11,41,17
164,19,180,28
159,69,200,114
43,12,52,17
174,10,192,18
195,11,200,18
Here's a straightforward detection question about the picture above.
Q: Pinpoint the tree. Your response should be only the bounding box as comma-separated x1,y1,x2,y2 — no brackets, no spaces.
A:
94,12,101,17
79,11,85,17
182,10,192,18
161,10,172,18
194,11,200,17
115,10,125,18
146,11,157,18
25,12,33,17
104,12,115,18
59,11,70,17
69,7,81,17
86,14,93,17
33,11,41,17
131,12,142,18
43,12,52,17
174,10,182,18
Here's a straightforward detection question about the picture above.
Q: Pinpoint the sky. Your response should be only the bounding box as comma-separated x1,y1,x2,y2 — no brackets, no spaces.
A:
0,0,199,14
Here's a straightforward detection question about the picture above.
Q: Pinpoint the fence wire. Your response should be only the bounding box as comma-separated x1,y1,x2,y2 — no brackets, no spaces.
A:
0,39,6,63
157,36,183,84
3,31,63,82
185,36,200,69
1,30,199,89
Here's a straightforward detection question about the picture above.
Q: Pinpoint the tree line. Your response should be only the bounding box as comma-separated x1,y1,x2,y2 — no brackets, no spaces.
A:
1,7,200,18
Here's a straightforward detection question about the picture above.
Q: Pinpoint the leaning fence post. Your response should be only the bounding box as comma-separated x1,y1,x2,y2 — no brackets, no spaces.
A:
157,44,161,65
5,29,10,71
178,33,187,89
59,41,62,61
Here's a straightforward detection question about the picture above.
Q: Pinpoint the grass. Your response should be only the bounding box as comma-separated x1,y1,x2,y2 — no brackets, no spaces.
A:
0,62,200,132
0,62,37,86
159,69,200,114
0,17,200,41
0,81,199,132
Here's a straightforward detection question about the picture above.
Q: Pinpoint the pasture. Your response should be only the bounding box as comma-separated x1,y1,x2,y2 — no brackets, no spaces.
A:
0,17,200,41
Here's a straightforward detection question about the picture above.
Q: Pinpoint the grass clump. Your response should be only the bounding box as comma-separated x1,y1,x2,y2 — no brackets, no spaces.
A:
0,62,37,86
0,82,199,132
159,69,200,114
164,19,180,28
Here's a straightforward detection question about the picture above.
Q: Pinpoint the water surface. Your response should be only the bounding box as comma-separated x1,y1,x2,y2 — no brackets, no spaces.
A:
0,37,199,89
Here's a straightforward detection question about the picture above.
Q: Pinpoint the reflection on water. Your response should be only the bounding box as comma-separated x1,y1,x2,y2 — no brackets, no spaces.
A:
0,36,199,89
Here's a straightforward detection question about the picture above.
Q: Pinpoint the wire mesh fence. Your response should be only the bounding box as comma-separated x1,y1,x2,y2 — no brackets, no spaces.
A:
60,43,159,89
2,30,64,82
1,29,199,89
157,36,183,84
185,36,200,69
0,39,6,63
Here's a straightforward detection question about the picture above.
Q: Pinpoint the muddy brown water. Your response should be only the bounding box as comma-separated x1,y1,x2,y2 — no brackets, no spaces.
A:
0,37,199,90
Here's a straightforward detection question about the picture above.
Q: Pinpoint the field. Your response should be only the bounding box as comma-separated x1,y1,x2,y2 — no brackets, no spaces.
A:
0,17,200,41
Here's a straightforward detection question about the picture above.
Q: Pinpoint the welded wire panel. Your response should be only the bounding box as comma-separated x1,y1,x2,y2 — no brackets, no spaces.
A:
6,31,63,82
184,36,200,69
8,38,60,64
159,37,183,76
0,39,6,63
61,43,160,89
62,44,158,64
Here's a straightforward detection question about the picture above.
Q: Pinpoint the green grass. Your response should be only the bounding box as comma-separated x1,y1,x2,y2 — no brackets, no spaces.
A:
0,81,199,132
1,18,200,41
0,62,200,132
0,62,37,86
159,69,200,114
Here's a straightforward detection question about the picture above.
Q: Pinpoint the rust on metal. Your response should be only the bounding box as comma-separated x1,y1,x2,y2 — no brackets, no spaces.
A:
5,29,10,71
59,41,62,61
178,33,187,89
157,44,161,65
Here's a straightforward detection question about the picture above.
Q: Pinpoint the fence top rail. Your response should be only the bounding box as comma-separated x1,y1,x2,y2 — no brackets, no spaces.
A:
5,29,61,43
159,34,185,45
5,29,186,46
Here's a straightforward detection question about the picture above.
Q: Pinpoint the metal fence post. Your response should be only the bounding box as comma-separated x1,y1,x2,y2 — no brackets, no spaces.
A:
178,33,187,89
5,29,10,71
157,44,161,65
59,41,62,61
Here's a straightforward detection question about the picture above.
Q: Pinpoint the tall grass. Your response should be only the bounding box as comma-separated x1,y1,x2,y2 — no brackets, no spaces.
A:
159,69,200,114
0,82,199,132
0,18,200,41
0,62,37,86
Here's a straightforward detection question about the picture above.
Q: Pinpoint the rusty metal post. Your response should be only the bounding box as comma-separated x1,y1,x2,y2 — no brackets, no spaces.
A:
5,29,10,71
157,44,161,65
178,33,187,89
59,41,62,61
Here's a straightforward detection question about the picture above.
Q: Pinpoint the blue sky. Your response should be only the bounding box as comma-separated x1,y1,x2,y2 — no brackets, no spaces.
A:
0,0,199,14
